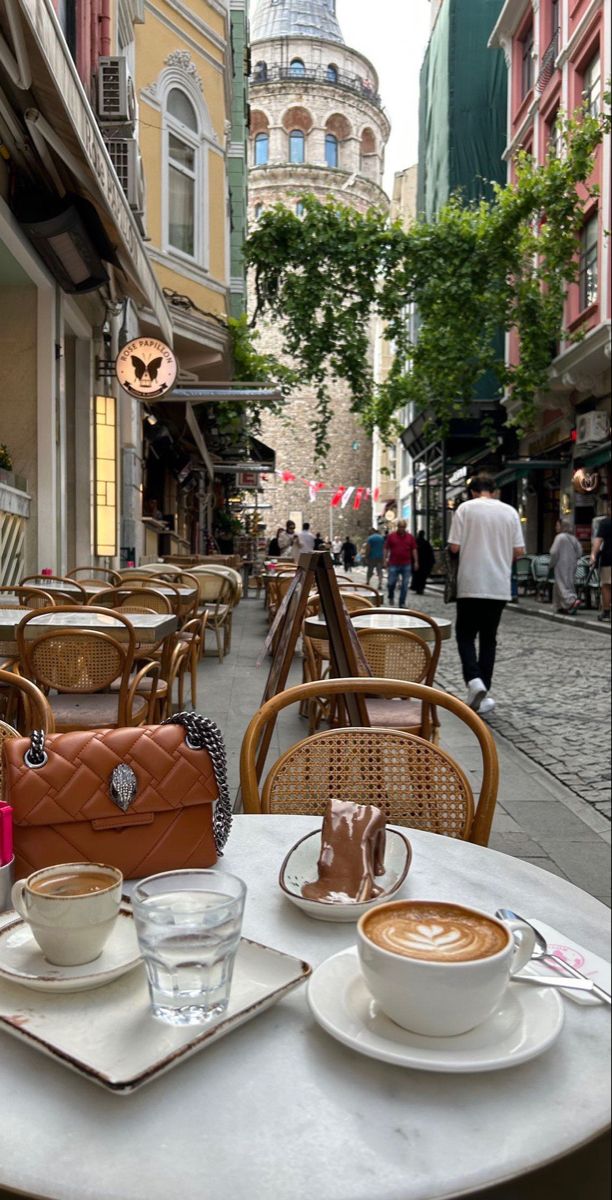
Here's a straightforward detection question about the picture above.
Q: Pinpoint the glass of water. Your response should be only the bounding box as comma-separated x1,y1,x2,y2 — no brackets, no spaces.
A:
132,870,247,1026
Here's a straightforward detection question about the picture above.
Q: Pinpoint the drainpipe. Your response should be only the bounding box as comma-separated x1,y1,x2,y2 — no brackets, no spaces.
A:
100,0,112,58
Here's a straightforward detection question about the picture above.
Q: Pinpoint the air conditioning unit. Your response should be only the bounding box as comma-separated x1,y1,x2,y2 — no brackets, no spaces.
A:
575,411,609,446
104,138,145,215
97,57,136,126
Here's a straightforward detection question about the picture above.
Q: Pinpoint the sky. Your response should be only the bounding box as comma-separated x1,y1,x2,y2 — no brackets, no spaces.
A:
336,0,432,192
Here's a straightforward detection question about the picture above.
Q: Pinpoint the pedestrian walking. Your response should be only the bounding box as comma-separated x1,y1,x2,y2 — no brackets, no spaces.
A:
331,535,342,565
411,531,435,595
549,520,583,614
364,527,385,588
384,520,418,607
341,536,357,573
448,473,525,715
291,522,316,562
591,505,611,622
313,531,325,550
278,520,296,557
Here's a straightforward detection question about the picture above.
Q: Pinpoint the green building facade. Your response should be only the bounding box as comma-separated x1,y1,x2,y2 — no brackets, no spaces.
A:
229,0,250,319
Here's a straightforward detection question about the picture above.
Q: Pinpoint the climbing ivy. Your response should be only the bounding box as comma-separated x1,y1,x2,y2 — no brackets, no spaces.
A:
245,97,610,461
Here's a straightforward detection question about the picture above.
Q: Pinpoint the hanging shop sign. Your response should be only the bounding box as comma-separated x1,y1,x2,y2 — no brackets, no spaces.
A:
115,338,178,400
572,467,600,495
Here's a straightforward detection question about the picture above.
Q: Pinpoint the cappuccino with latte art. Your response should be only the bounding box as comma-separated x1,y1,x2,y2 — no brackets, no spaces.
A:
363,902,508,963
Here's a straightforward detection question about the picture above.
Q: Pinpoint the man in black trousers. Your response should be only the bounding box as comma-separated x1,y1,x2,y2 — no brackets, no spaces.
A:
448,474,525,716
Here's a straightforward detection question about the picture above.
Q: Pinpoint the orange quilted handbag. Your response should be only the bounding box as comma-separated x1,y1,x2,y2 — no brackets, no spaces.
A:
3,713,232,880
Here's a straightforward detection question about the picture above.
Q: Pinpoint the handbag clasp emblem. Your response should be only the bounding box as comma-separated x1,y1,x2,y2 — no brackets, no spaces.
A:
110,764,138,812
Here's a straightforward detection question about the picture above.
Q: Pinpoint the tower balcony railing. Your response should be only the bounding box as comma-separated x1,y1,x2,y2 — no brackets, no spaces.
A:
250,64,383,110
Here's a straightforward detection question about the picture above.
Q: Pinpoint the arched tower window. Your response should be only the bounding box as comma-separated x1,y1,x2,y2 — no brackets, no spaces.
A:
254,132,269,165
289,129,305,164
295,201,305,218
254,204,263,221
325,133,339,168
290,59,306,77
326,64,338,83
254,61,268,82
360,127,378,179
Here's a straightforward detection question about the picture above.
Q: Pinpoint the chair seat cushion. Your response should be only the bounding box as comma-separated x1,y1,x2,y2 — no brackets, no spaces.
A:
202,604,230,620
49,693,148,728
110,676,168,696
365,698,423,729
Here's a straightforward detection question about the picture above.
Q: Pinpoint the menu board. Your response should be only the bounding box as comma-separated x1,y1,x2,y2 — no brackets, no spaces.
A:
256,552,369,780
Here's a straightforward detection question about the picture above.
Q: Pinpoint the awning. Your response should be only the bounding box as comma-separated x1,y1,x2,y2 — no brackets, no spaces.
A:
578,443,611,469
495,459,566,488
212,437,276,475
167,386,283,406
13,0,172,342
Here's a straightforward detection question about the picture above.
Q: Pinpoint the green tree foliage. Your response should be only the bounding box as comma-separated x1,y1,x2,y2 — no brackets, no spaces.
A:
245,100,610,461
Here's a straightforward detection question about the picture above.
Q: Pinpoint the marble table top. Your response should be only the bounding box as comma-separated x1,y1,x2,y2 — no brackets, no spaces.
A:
79,582,197,600
305,610,453,642
0,816,609,1200
0,609,177,651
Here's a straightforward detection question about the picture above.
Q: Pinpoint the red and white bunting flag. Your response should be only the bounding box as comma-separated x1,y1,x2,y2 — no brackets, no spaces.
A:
281,470,296,484
330,487,345,508
353,486,366,510
308,481,326,501
373,487,381,503
340,486,355,509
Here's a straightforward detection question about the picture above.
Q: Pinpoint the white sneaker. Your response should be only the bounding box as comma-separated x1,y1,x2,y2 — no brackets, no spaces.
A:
478,697,496,716
466,678,487,710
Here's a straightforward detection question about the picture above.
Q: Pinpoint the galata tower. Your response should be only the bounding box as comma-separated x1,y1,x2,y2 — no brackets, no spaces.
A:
248,0,390,543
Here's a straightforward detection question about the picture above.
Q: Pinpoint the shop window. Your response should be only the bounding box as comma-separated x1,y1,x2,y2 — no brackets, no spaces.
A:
521,23,534,98
289,130,305,164
579,213,598,310
582,52,601,117
166,88,199,258
325,133,339,169
326,64,338,83
290,59,306,77
254,132,269,166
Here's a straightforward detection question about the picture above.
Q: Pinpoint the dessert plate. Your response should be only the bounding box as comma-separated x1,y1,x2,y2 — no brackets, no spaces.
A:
0,904,142,993
308,947,564,1072
279,827,412,922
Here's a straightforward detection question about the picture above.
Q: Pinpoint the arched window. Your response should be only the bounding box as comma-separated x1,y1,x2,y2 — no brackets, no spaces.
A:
254,132,269,165
166,88,199,258
326,64,338,83
295,201,305,218
254,61,268,82
289,129,305,164
325,133,338,168
254,204,263,221
290,58,305,77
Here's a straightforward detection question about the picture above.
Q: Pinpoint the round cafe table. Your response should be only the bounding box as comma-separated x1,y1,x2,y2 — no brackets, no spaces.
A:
0,817,609,1200
304,610,453,644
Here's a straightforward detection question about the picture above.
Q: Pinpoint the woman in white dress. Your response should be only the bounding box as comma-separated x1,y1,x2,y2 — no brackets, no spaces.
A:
549,519,583,613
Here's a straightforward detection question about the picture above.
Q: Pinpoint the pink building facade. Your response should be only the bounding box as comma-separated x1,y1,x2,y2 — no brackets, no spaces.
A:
490,0,610,553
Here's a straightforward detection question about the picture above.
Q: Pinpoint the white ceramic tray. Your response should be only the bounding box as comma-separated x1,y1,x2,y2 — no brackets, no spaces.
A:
0,936,311,1094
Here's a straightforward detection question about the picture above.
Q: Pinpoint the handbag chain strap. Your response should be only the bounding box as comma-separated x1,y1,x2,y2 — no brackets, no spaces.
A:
163,711,232,854
24,714,232,854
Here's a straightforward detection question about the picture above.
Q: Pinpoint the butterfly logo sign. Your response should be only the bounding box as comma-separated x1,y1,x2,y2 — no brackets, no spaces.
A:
116,337,178,400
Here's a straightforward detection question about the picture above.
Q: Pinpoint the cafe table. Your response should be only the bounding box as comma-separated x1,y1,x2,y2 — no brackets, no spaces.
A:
0,816,609,1200
0,608,177,658
304,610,453,644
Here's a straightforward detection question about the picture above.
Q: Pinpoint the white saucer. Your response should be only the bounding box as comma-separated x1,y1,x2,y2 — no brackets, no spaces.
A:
308,947,564,1072
0,904,142,993
279,827,412,922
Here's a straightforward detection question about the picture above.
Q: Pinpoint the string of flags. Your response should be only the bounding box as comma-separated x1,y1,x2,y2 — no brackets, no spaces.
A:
274,470,380,509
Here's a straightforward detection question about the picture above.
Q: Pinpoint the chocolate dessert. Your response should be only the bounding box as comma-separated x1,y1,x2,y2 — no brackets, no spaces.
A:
302,798,386,903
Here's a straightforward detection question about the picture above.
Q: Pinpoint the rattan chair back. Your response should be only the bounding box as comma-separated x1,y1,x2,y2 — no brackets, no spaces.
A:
16,606,135,694
357,628,433,685
67,566,122,585
340,592,374,613
263,727,474,839
240,677,499,845
0,585,56,609
191,571,234,606
122,563,182,577
21,576,86,604
87,586,173,614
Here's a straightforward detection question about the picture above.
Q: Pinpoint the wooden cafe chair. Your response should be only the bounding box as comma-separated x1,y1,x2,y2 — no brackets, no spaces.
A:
67,566,122,587
21,576,87,605
240,678,499,846
16,607,159,732
0,585,56,609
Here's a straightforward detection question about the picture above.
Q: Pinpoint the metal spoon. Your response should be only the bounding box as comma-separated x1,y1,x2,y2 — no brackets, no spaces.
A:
496,909,611,1005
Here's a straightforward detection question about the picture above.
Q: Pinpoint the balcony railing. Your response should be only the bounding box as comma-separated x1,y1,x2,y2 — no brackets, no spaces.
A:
537,32,559,93
250,64,383,110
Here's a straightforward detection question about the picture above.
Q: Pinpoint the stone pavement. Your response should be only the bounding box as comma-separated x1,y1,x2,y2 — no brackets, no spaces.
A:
197,583,611,906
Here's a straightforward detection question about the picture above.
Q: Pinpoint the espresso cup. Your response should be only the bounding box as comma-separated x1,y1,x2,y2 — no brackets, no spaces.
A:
11,862,122,967
357,899,536,1037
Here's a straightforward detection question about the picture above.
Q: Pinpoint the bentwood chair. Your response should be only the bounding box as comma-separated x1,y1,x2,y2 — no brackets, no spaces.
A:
0,669,55,801
67,566,122,587
191,572,236,662
21,576,87,604
16,607,158,731
0,585,56,609
239,678,499,846
88,584,176,615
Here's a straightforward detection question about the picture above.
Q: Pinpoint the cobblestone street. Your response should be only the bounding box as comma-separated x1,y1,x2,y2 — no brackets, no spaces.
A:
408,587,612,819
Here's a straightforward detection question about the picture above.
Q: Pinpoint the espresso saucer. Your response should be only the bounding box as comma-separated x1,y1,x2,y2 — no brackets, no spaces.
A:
0,904,142,993
308,947,564,1072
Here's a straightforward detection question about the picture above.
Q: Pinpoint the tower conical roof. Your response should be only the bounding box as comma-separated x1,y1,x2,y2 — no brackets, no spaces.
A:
251,0,345,44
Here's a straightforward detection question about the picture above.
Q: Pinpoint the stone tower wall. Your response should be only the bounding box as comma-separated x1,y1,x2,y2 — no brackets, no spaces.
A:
248,23,390,545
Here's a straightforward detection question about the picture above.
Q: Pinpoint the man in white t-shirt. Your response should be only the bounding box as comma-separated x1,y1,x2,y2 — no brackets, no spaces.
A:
448,474,525,716
291,522,316,562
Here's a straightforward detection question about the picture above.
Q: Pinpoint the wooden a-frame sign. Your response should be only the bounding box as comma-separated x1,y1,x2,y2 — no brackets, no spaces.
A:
256,551,370,780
